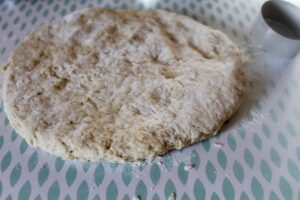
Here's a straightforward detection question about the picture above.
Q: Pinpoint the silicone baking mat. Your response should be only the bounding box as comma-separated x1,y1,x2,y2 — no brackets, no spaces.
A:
0,0,299,199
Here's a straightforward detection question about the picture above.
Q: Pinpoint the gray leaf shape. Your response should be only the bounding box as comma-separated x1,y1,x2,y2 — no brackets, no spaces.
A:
64,195,71,200
6,195,13,200
227,135,236,151
163,155,173,171
233,160,244,183
206,161,216,184
222,178,234,200
152,193,160,200
10,163,22,187
93,194,100,200
47,181,60,200
122,164,132,186
251,177,264,200
217,149,227,170
287,159,299,181
122,194,130,200
150,163,160,185
253,133,262,151
19,139,28,154
210,192,220,200
191,150,200,170
0,180,2,197
1,151,12,172
240,192,250,200
164,179,176,200
28,152,38,172
82,162,90,172
193,179,205,200
94,163,104,186
66,164,77,186
106,181,118,200
0,136,4,149
77,181,89,200
178,162,188,185
269,191,280,200
55,157,65,172
244,149,254,169
34,194,41,200
260,160,272,182
11,131,18,142
182,193,190,200
135,180,147,200
202,140,211,152
270,148,281,167
38,163,49,187
18,181,31,200
279,176,293,200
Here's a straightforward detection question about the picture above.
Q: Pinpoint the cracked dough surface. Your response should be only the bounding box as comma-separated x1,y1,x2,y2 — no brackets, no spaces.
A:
2,8,245,162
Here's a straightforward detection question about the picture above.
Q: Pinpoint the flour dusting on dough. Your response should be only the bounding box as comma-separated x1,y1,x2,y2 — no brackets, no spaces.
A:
3,8,245,162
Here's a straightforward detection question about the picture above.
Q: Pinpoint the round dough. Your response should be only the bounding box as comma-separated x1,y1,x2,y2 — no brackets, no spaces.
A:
3,8,245,162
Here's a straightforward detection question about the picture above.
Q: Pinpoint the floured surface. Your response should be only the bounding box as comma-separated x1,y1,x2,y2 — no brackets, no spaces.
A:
2,8,245,162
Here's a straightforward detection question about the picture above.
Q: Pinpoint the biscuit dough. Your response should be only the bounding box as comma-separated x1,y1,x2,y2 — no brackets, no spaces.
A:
2,8,245,162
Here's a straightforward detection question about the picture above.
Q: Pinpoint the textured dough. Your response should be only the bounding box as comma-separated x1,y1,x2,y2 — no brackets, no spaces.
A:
2,8,245,162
